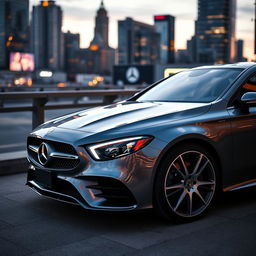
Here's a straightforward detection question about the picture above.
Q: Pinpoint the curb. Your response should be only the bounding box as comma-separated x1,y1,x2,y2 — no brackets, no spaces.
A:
0,151,28,176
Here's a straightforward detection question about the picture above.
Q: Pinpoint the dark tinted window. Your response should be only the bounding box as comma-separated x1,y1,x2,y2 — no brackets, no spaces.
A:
242,74,256,92
136,68,243,103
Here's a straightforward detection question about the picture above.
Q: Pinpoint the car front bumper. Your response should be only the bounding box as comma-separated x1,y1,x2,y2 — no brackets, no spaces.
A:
26,134,165,211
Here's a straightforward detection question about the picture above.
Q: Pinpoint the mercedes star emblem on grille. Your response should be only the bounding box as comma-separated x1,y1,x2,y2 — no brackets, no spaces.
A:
38,142,50,165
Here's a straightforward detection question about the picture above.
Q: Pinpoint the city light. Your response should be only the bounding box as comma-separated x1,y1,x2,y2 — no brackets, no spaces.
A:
57,82,66,87
154,16,166,20
42,1,49,7
89,44,99,51
13,77,33,86
39,71,53,77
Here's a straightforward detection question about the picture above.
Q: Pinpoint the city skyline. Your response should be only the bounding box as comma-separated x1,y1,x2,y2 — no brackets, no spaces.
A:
30,0,255,60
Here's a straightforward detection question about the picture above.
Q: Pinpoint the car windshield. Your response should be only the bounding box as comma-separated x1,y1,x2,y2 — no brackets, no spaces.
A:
136,68,243,103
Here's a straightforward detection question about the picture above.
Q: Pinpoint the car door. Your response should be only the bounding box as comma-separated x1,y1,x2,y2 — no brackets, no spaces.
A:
227,73,256,188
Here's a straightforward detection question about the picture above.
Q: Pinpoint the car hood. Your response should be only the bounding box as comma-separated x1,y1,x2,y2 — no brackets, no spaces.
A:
39,101,211,134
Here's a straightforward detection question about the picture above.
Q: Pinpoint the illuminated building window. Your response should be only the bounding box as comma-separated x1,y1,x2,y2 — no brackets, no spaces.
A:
42,1,49,7
90,44,99,51
216,60,225,64
212,27,226,34
140,37,147,46
140,60,148,65
207,15,225,19
170,40,175,50
68,58,79,63
161,45,168,50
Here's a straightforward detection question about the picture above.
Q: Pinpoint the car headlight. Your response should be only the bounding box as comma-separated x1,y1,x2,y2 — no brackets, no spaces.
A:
87,136,153,161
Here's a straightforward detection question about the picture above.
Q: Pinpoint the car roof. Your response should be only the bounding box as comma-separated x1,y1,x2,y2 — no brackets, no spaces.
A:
192,62,256,70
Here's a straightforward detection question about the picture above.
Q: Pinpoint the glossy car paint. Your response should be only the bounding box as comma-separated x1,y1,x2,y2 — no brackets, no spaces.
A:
27,63,256,211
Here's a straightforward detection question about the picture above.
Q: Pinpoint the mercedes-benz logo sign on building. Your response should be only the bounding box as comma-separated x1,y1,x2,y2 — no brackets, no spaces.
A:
126,67,140,83
38,143,50,165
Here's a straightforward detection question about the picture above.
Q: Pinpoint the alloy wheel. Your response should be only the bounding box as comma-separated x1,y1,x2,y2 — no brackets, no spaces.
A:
164,150,216,218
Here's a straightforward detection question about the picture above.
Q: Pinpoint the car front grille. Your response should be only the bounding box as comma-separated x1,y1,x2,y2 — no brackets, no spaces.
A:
27,136,80,170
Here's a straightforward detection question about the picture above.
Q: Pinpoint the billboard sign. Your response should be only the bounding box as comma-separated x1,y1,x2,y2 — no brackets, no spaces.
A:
114,65,154,85
164,68,189,78
9,52,35,72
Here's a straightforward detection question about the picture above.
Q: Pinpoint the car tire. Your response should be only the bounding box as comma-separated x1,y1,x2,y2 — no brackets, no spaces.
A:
153,143,220,223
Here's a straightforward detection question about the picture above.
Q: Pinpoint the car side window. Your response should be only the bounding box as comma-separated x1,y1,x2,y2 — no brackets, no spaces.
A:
230,73,256,107
241,74,256,93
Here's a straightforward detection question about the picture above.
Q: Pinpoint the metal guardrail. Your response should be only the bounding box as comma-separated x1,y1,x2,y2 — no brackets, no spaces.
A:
0,89,140,129
0,85,128,92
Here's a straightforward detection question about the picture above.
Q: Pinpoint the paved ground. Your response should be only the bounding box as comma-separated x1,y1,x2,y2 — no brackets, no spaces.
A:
0,173,255,256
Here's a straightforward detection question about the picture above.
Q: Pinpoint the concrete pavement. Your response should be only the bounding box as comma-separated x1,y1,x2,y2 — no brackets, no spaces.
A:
0,173,255,256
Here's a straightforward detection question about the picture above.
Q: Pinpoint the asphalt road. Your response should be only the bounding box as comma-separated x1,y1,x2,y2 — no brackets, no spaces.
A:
0,173,255,256
0,107,85,154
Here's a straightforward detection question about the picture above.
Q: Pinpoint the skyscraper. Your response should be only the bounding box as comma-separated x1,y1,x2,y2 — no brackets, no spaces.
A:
154,15,175,64
86,0,115,75
187,36,197,63
236,39,246,62
0,0,29,69
64,30,80,79
31,0,63,71
93,0,108,47
118,17,160,65
195,0,236,64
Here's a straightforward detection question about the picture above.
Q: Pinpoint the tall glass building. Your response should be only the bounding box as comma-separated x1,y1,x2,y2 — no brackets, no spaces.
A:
154,15,175,64
32,0,63,71
0,0,29,69
118,17,160,65
64,31,80,79
196,0,236,64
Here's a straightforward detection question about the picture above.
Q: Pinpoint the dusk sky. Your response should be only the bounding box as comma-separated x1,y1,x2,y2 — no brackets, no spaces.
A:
31,0,255,60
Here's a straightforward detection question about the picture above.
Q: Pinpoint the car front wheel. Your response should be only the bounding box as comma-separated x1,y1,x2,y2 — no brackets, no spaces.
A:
154,143,219,222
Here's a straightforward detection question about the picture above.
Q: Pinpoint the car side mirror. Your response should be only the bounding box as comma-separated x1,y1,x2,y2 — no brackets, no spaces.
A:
241,92,256,106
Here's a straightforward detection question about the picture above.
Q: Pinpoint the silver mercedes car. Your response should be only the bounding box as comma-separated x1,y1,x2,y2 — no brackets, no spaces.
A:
27,63,256,222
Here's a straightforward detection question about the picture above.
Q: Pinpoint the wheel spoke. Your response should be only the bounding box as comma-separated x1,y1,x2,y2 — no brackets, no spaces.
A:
197,180,215,186
179,155,189,175
172,164,185,179
196,159,209,177
192,153,203,175
188,192,193,215
167,188,183,197
166,184,184,191
174,190,187,211
195,190,206,205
